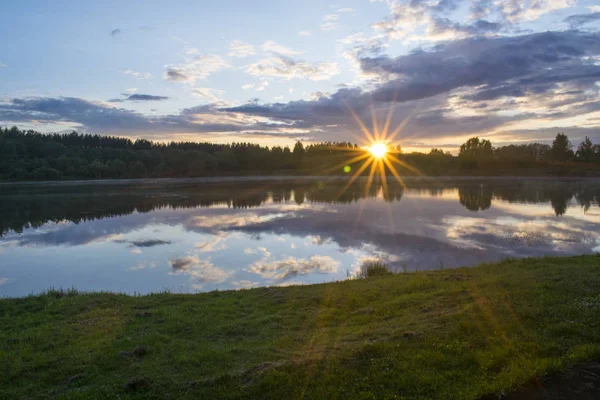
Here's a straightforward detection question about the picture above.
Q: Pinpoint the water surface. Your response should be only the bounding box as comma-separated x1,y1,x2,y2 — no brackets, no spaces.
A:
1,177,599,297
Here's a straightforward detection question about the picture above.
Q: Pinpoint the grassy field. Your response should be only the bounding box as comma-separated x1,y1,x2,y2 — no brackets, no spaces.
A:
2,255,600,399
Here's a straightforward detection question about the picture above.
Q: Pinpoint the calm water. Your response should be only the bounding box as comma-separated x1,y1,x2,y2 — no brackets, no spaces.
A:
1,177,599,297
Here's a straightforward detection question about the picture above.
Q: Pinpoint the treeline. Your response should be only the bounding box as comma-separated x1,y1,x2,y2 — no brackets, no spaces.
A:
1,126,600,181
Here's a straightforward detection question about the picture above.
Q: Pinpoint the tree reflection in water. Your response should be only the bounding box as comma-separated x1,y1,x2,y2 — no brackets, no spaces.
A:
1,178,599,236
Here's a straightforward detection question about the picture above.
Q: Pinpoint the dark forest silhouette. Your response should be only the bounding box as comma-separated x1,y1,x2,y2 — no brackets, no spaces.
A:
1,127,600,181
1,179,599,236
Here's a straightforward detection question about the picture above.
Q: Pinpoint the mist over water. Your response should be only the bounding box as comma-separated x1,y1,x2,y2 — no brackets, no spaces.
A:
1,177,599,297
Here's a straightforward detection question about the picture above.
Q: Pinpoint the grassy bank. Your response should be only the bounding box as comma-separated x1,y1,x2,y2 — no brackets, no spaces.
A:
2,255,600,399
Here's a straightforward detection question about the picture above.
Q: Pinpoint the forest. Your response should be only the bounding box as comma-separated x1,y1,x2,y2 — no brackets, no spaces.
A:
1,126,599,181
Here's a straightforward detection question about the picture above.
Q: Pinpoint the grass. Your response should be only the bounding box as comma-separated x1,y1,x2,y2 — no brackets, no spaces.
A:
1,255,600,399
356,262,393,278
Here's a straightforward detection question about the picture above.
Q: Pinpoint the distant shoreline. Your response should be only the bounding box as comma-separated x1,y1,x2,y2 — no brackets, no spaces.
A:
2,174,600,187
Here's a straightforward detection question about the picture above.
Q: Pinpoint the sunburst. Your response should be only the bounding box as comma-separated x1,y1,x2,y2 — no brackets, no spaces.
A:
328,102,421,200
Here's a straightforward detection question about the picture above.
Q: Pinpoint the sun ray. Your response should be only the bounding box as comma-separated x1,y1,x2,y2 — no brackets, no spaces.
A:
370,99,379,141
387,153,423,176
320,152,371,175
348,107,375,144
383,156,407,188
365,157,379,196
379,159,389,198
336,157,372,199
382,90,398,140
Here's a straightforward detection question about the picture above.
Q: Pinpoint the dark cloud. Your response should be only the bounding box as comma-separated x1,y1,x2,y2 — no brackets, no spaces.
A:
2,30,600,144
564,12,600,28
429,16,502,37
169,256,195,271
164,67,191,82
111,29,121,37
222,30,600,141
108,94,169,102
114,239,173,247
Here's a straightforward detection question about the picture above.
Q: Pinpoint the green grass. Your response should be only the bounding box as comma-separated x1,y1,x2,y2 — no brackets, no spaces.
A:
356,262,393,279
2,255,600,399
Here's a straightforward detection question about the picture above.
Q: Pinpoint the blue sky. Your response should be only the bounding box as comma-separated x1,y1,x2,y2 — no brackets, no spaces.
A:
1,0,600,151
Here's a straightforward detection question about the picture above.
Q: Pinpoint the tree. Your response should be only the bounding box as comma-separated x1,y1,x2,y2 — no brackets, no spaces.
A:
548,133,574,162
292,141,305,168
129,161,147,178
458,137,494,168
576,136,595,162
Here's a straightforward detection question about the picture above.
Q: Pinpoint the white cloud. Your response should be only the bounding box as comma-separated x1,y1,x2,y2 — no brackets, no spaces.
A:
164,54,228,84
0,278,8,286
241,79,269,91
299,31,312,36
589,6,600,12
246,56,338,81
192,87,225,102
249,255,339,280
321,22,338,31
337,8,354,13
129,262,156,271
169,255,232,286
124,69,152,79
0,62,6,67
228,40,256,57
195,234,227,252
261,40,302,56
321,14,340,31
124,87,137,93
274,95,284,101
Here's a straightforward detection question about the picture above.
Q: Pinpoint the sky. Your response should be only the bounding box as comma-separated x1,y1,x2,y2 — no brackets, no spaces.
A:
1,0,600,152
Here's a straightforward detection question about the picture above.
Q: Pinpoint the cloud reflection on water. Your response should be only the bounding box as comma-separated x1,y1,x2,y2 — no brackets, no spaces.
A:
0,178,599,295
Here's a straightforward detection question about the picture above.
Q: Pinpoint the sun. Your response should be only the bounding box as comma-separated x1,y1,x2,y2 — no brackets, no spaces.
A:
369,142,388,158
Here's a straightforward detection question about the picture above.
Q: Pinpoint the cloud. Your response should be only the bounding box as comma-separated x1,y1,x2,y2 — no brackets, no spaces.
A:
164,54,228,84
337,8,354,13
0,278,9,286
321,13,340,31
249,255,339,281
129,239,172,247
195,234,227,252
246,55,338,81
111,29,121,37
228,40,256,57
4,30,599,145
192,87,225,102
564,12,600,28
169,255,232,286
372,0,572,43
299,31,312,36
109,94,169,102
261,40,302,56
123,70,152,79
241,79,269,91
0,62,6,67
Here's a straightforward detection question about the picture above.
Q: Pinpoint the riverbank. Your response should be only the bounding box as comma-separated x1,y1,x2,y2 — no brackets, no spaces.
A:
2,255,600,399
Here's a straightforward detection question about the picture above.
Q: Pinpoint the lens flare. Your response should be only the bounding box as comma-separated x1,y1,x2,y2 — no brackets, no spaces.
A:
369,143,387,158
